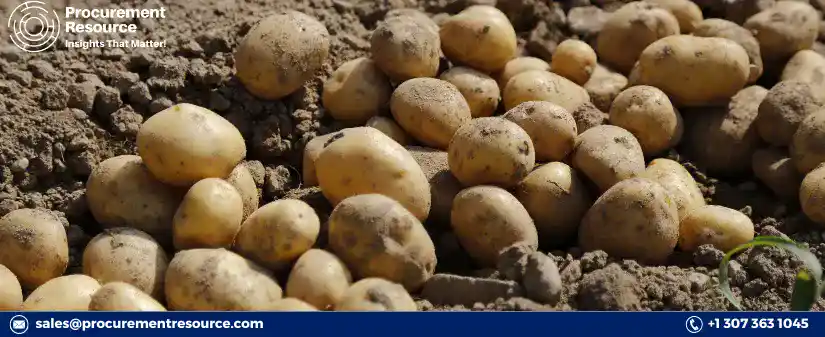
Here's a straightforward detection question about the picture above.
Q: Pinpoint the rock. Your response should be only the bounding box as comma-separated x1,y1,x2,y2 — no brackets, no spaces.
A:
580,250,608,272
522,252,563,305
578,264,642,310
497,242,534,281
421,274,524,306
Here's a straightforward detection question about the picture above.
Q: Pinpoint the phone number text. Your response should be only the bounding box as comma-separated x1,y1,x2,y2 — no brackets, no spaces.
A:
709,318,809,329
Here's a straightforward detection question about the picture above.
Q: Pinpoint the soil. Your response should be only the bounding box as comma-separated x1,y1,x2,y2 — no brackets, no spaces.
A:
1,0,824,311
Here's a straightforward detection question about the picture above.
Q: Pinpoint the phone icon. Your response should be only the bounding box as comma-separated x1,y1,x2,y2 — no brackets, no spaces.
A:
686,316,703,333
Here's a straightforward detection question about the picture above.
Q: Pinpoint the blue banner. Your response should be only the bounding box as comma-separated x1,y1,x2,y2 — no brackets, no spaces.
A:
1,312,823,337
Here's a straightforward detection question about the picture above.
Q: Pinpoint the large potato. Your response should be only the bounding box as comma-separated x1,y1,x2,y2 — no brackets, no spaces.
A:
270,298,318,311
371,16,440,82
753,147,802,201
503,70,591,112
503,101,578,162
584,64,629,112
22,275,100,311
406,146,463,226
596,2,680,74
88,282,167,311
496,57,551,88
756,81,824,147
83,228,169,300
439,67,500,118
164,248,283,311
86,155,182,244
571,125,646,192
174,178,244,250
226,163,259,220
782,50,825,93
514,162,591,247
0,208,68,289
448,117,536,188
366,116,411,146
801,165,825,225
552,39,598,85
678,205,755,252
645,0,703,33
792,108,825,174
316,127,431,221
234,199,320,271
328,194,436,291
335,278,417,311
744,1,820,66
451,186,539,267
286,249,352,310
692,18,764,83
609,85,683,156
137,103,246,186
323,57,392,125
235,11,330,100
0,264,22,310
385,8,439,35
390,78,472,149
639,158,705,220
635,35,750,107
440,5,517,73
579,178,679,264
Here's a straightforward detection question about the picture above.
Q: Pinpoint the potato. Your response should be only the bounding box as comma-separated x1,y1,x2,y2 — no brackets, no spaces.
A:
86,155,181,244
645,0,703,33
0,208,68,289
782,50,825,94
635,35,750,107
692,18,764,84
164,248,283,311
0,264,22,310
335,278,417,311
406,146,463,225
138,103,246,186
88,282,166,311
514,162,592,247
792,108,825,174
235,11,330,100
226,163,260,220
682,86,768,176
371,16,440,82
323,58,392,125
503,101,577,162
579,178,679,264
439,67,500,118
83,228,168,299
302,132,338,187
801,164,825,225
270,298,318,311
723,0,775,25
584,64,629,112
327,194,436,291
286,249,352,310
678,205,755,252
366,116,411,145
173,178,244,250
639,158,705,220
744,1,820,66
571,125,646,192
390,78,472,149
572,101,609,133
753,147,802,201
756,81,825,147
448,117,536,188
609,85,683,156
596,2,680,74
316,127,431,220
451,186,539,266
497,57,551,88
439,5,517,73
551,39,597,85
234,199,320,271
385,8,439,35
503,70,591,112
23,275,100,311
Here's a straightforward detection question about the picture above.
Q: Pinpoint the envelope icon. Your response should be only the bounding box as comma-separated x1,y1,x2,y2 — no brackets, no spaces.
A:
12,320,26,329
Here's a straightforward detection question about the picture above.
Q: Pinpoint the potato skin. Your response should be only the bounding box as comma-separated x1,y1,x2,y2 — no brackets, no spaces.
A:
571,125,646,192
756,81,824,147
316,127,431,221
323,58,392,124
385,9,439,35
678,205,755,252
503,101,577,162
390,78,472,149
692,18,764,84
286,249,352,310
609,85,683,156
335,278,417,311
23,275,100,311
596,2,680,74
503,70,591,112
88,282,167,311
552,39,598,85
497,57,551,89
744,1,820,66
584,64,629,112
579,178,679,264
801,165,825,225
366,116,411,146
328,194,436,291
371,16,440,82
235,11,330,100
174,178,244,250
164,248,283,311
645,0,703,33
137,103,246,186
270,298,318,311
781,50,825,93
302,133,337,187
440,6,517,73
448,117,536,188
0,264,23,310
0,208,68,290
83,228,169,300
753,147,802,201
234,199,320,271
792,108,825,174
439,67,500,118
226,163,260,220
451,186,539,267
639,158,705,220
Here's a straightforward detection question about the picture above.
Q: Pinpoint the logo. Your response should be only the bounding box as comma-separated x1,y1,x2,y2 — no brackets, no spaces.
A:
686,316,703,334
7,1,61,52
9,315,29,335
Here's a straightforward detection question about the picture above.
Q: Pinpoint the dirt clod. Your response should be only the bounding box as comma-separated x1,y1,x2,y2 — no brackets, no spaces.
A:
421,273,524,306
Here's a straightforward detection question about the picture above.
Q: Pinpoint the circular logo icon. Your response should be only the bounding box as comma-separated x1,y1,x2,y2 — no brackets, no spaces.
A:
7,1,61,53
9,315,29,335
686,316,703,334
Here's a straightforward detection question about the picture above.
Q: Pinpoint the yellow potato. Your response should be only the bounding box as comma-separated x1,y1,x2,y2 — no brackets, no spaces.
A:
639,158,705,220
173,178,244,250
366,116,411,146
286,249,352,310
503,101,577,162
552,39,597,85
323,57,392,125
83,228,169,300
226,163,260,220
596,1,680,74
390,78,472,149
439,67,500,118
756,81,824,147
645,0,703,33
385,9,439,35
503,70,591,112
23,275,100,311
693,18,764,84
88,282,167,311
440,5,517,73
609,85,683,156
448,117,536,188
781,50,825,94
497,57,551,89
371,16,440,82
233,199,320,271
571,125,646,192
752,147,802,201
335,278,417,311
792,108,825,174
744,1,820,66
678,205,755,252
302,132,338,187
0,208,68,290
801,165,825,225
0,264,22,310
270,298,318,311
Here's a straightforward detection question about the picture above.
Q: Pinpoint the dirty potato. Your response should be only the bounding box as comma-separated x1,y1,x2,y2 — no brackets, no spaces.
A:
22,275,101,311
753,147,802,201
551,39,598,85
89,282,167,311
323,58,392,125
233,199,320,271
226,163,260,220
440,5,517,73
609,85,683,156
391,78,472,149
0,264,22,310
0,208,68,290
678,205,755,252
596,2,680,74
83,228,169,300
448,117,536,188
439,67,500,118
743,1,820,66
503,70,591,112
801,164,825,225
645,0,703,33
571,125,646,192
173,178,244,250
335,278,417,311
639,158,705,220
503,101,578,162
792,108,825,174
286,249,352,310
366,116,411,145
781,50,825,96
692,18,764,83
302,132,338,187
384,8,439,35
496,57,551,88
584,64,629,112
756,81,824,147
371,16,440,82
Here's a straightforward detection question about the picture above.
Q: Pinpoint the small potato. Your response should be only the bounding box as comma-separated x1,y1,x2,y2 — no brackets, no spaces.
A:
792,108,825,174
235,11,330,100
88,282,166,311
23,275,100,311
503,70,591,112
316,127,431,221
234,199,320,271
496,57,551,89
270,298,318,311
451,186,539,267
551,39,597,85
406,146,463,226
86,155,182,244
579,178,679,264
0,264,22,310
596,2,680,74
335,278,417,311
0,208,68,290
801,165,825,225
639,158,705,220
744,1,820,66
226,163,260,220
678,205,755,252
439,67,500,118
366,116,411,145
571,101,609,133
448,117,536,188
328,194,436,291
636,35,750,107
440,5,517,73
584,64,629,112
83,228,169,299
571,125,646,192
371,16,440,82
323,58,392,125
756,81,824,147
137,103,246,186
391,78,472,149
644,0,703,33
164,248,283,311
753,147,802,201
514,162,592,247
173,178,244,250
609,85,683,156
693,18,764,84
781,50,825,95
385,9,439,35
503,101,578,162
286,249,352,310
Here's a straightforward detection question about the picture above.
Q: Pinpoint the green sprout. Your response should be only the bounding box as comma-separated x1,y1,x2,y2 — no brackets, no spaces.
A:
718,236,824,311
